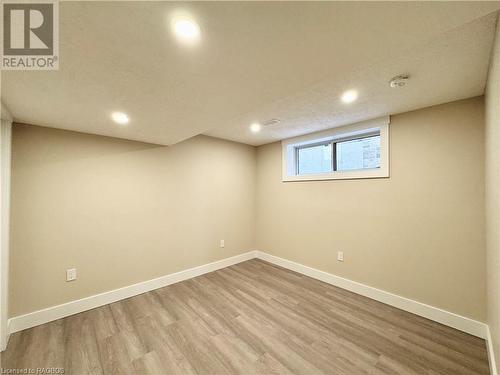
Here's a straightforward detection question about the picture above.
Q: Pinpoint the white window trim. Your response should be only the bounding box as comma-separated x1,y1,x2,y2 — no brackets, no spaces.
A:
281,116,390,182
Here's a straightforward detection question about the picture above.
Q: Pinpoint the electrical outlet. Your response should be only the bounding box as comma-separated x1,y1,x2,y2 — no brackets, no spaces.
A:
337,251,344,262
66,268,77,282
220,239,225,248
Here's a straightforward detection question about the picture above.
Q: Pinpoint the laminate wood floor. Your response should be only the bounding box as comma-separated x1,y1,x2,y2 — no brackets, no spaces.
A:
0,259,490,374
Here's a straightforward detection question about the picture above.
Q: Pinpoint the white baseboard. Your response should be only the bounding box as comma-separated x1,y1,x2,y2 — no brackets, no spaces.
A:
8,251,256,335
255,251,488,339
487,326,498,375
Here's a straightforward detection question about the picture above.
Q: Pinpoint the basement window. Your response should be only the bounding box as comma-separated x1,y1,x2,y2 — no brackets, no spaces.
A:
282,117,390,181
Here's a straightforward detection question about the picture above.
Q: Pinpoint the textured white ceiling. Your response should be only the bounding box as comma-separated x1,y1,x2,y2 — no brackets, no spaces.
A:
208,11,499,145
1,2,499,146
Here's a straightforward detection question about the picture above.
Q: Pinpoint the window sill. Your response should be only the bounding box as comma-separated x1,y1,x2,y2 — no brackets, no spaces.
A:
282,168,389,182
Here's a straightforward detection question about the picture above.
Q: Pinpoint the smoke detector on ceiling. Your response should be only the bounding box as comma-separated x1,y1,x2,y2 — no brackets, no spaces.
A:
262,118,281,127
389,74,410,88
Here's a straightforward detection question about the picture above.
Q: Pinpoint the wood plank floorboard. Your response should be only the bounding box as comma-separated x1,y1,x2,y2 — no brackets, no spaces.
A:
0,259,490,374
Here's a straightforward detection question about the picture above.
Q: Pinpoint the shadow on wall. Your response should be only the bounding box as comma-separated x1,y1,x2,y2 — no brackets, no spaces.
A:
13,122,166,164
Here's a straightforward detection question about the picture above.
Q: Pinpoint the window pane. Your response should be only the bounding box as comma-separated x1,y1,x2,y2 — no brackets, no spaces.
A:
336,135,380,171
297,143,332,175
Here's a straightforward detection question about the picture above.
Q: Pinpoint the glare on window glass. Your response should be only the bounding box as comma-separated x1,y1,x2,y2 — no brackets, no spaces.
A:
336,135,380,171
297,143,332,175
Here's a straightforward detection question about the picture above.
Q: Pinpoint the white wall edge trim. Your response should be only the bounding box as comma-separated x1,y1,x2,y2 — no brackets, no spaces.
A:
0,119,12,352
7,251,257,335
487,326,498,375
255,251,488,339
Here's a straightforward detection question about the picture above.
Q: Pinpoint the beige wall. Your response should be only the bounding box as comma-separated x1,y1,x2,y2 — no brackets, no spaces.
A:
486,16,500,372
9,125,256,316
256,97,486,321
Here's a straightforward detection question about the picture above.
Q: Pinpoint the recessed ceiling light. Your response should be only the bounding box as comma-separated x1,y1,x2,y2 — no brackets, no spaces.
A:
111,112,129,125
172,17,200,44
250,123,261,133
341,90,358,104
